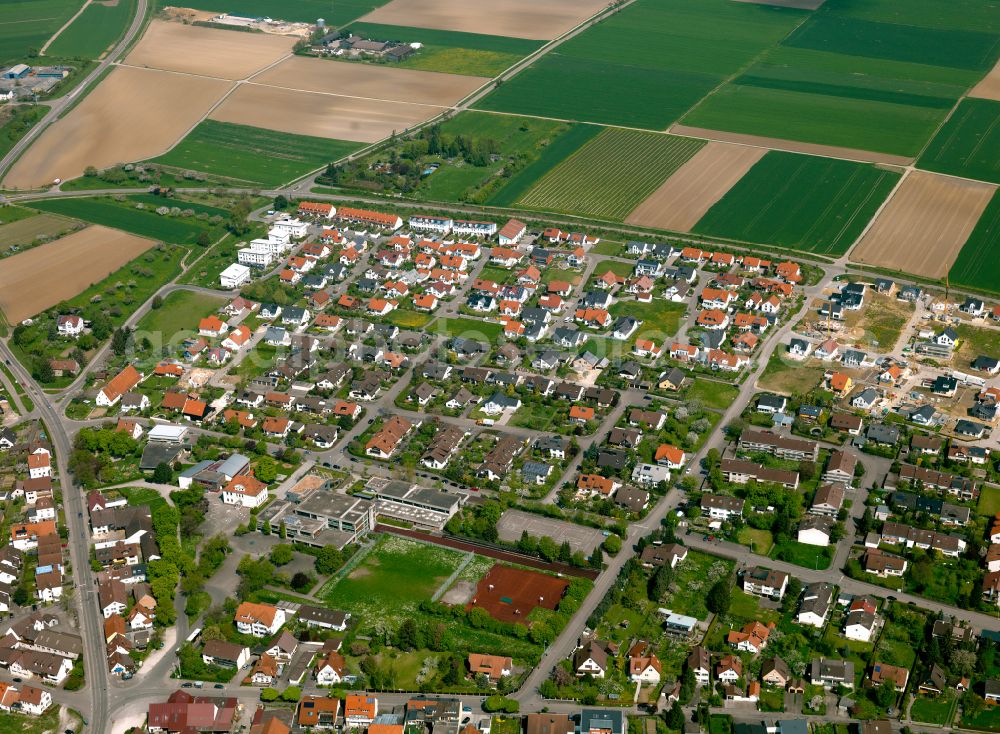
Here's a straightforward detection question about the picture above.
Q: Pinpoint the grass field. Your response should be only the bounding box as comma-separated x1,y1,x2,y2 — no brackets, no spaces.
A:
592,259,635,278
153,0,387,25
345,22,542,76
430,317,503,342
135,290,226,341
772,539,832,569
28,196,225,245
758,353,823,395
948,190,1000,293
684,379,739,411
151,120,363,187
322,535,466,622
737,527,773,555
0,213,78,253
0,0,82,63
918,98,1000,184
911,693,955,726
517,129,704,220
979,485,1000,518
47,0,136,59
692,151,900,255
608,299,687,339
474,0,805,130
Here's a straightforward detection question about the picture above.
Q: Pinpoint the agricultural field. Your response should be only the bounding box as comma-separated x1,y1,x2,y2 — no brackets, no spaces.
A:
917,98,1000,184
625,142,765,232
0,0,82,63
47,0,136,59
475,0,806,129
4,66,231,190
208,84,440,143
682,2,998,157
124,20,295,80
516,129,704,220
358,0,608,40
971,58,1000,100
948,190,1000,293
0,225,155,323
153,0,391,26
152,120,362,187
0,212,80,254
691,151,901,256
850,171,997,280
135,290,227,342
28,196,228,245
344,22,543,76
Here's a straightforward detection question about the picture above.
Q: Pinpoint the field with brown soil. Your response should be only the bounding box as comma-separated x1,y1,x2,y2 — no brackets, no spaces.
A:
0,225,155,323
669,124,914,167
625,141,765,232
209,84,443,142
124,19,294,80
359,0,609,40
970,59,1000,101
253,56,488,105
850,171,997,279
4,66,232,190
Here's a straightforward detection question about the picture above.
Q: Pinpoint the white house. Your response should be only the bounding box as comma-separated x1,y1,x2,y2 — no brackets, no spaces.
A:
220,263,251,289
221,476,269,508
270,217,309,239
56,315,85,338
235,602,285,638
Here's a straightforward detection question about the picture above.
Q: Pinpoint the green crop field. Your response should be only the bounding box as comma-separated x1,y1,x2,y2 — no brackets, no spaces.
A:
135,290,226,341
918,98,1000,184
150,120,363,187
29,197,224,245
475,0,805,129
834,0,1000,34
517,128,704,220
153,0,387,26
692,151,900,256
47,0,135,59
948,190,1000,294
345,22,542,76
0,0,82,63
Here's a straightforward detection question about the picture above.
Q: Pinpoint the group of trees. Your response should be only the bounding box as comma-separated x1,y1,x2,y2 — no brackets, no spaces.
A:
69,426,140,486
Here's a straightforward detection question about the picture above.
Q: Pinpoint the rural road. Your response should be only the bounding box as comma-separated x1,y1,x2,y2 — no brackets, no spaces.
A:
0,0,149,182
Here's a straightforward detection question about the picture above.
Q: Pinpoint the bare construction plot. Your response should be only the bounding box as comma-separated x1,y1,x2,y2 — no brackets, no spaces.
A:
970,58,1000,101
496,509,604,554
5,66,232,190
669,124,914,167
0,226,156,323
253,56,488,106
209,84,443,143
850,171,997,279
359,0,609,40
124,19,295,80
626,142,766,232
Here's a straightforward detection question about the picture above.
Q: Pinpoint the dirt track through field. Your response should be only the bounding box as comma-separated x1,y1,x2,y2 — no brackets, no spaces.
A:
669,124,914,167
4,66,232,190
124,19,295,80
625,142,766,232
253,56,488,106
970,58,1000,100
0,225,156,323
209,83,444,142
359,0,609,40
850,171,997,279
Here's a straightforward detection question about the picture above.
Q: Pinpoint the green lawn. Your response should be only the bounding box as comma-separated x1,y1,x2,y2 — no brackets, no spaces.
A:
874,635,916,669
726,588,780,624
429,317,503,342
151,120,363,187
918,98,1000,184
385,309,432,329
609,300,687,340
517,128,705,220
979,484,1000,518
961,702,1000,731
665,551,735,620
692,151,900,256
737,527,773,555
321,535,467,623
758,353,824,395
684,379,739,410
28,196,224,245
135,290,227,341
47,0,136,59
592,259,635,278
911,693,955,726
0,0,82,63
772,540,832,570
948,189,1000,294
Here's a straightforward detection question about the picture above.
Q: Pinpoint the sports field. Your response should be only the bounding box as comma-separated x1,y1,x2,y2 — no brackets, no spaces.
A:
0,0,82,63
917,98,1000,185
517,129,705,220
691,151,901,256
152,120,362,187
345,22,543,76
948,190,1000,294
683,3,997,157
47,0,136,59
475,0,806,129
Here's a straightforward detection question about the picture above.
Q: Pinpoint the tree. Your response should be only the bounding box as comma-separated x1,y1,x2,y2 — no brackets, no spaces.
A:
33,359,54,383
396,618,421,651
151,295,163,310
706,578,731,615
255,456,278,484
111,327,132,356
315,546,344,575
274,194,289,210
260,688,280,702
874,682,897,708
269,544,293,566
666,701,685,730
602,534,621,555
649,564,673,601
281,686,302,702
152,462,172,484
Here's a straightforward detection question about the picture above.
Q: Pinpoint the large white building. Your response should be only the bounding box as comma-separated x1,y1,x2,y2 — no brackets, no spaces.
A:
221,476,268,508
237,245,275,268
270,218,309,239
220,263,251,289
409,215,453,234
